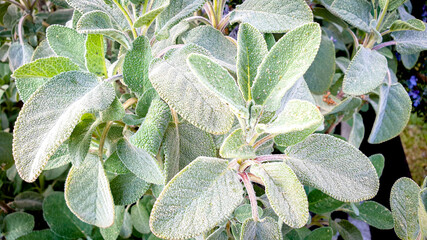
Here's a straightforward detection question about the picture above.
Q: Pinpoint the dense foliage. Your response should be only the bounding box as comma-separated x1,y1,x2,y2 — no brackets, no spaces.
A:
0,0,426,239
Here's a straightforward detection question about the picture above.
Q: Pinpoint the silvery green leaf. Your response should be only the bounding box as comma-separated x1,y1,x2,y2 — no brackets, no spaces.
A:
392,23,427,54
304,36,336,94
342,47,387,95
264,33,276,50
149,157,244,239
389,19,426,32
0,132,13,170
44,144,71,170
135,88,158,118
187,53,248,118
130,98,170,155
46,25,86,69
100,97,126,122
240,217,281,240
85,34,107,76
251,23,321,112
151,21,190,56
401,53,419,70
335,56,351,72
72,9,83,28
348,113,364,148
285,134,379,202
304,227,334,240
251,163,309,228
308,189,344,214
13,71,115,182
263,99,323,135
110,173,150,205
182,26,237,69
43,164,69,181
76,11,131,50
8,42,33,72
123,36,152,95
230,0,313,33
219,129,256,159
390,177,421,240
369,154,385,177
116,138,165,185
328,97,362,115
380,0,406,11
163,122,216,182
345,201,394,229
2,212,34,240
66,0,129,29
368,83,411,144
155,0,206,39
279,77,315,111
68,115,100,166
119,210,132,238
132,200,151,234
101,206,125,240
134,0,170,28
419,188,427,238
14,230,59,240
104,151,130,174
43,192,92,239
206,227,228,240
331,219,363,240
234,204,264,223
237,23,268,101
65,154,115,228
320,0,373,32
13,56,79,102
31,40,56,61
12,192,42,211
149,44,235,134
312,7,348,28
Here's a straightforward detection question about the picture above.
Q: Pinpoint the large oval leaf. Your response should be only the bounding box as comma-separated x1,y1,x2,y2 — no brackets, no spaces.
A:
251,23,321,112
391,23,427,55
240,217,281,240
150,157,244,239
230,0,313,33
251,163,309,228
149,44,234,134
13,71,115,182
65,154,115,228
285,134,379,202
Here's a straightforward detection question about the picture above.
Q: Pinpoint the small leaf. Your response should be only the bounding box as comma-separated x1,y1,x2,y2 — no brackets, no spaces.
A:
188,53,248,118
134,0,170,28
237,23,268,101
251,23,321,111
155,0,206,39
240,217,282,240
31,40,56,61
110,173,150,205
44,144,71,170
13,191,43,211
182,25,237,69
116,138,165,185
251,163,309,228
346,201,394,229
285,134,379,202
130,98,171,155
2,212,34,240
123,35,152,95
342,47,388,95
308,189,344,214
234,204,264,223
279,77,316,109
368,83,411,143
135,88,158,118
104,151,130,174
100,97,126,122
0,132,13,169
149,157,244,239
392,23,427,54
100,206,125,240
65,154,115,228
389,19,426,32
8,42,33,72
76,10,131,49
68,115,100,166
13,71,115,182
220,129,256,159
304,36,336,94
390,177,421,240
85,34,107,76
46,25,86,69
230,0,313,33
149,44,234,134
369,154,385,177
331,219,363,240
43,192,92,239
348,113,364,148
304,227,333,240
380,0,407,11
131,200,151,234
13,56,79,102
401,53,420,70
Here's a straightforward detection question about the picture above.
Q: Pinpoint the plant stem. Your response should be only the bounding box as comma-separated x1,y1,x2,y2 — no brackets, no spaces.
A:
346,28,359,57
4,0,26,11
112,0,138,38
380,29,391,36
253,134,274,150
155,44,184,58
0,201,14,214
248,173,264,186
18,14,29,46
255,154,287,163
98,121,113,161
240,172,259,221
204,1,217,28
185,16,212,26
105,74,123,83
325,115,344,134
122,97,138,110
376,0,389,31
371,40,397,51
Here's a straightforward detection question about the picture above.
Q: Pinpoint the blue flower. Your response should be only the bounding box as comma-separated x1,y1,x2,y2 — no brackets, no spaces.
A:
408,89,420,99
395,52,401,61
407,76,418,89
